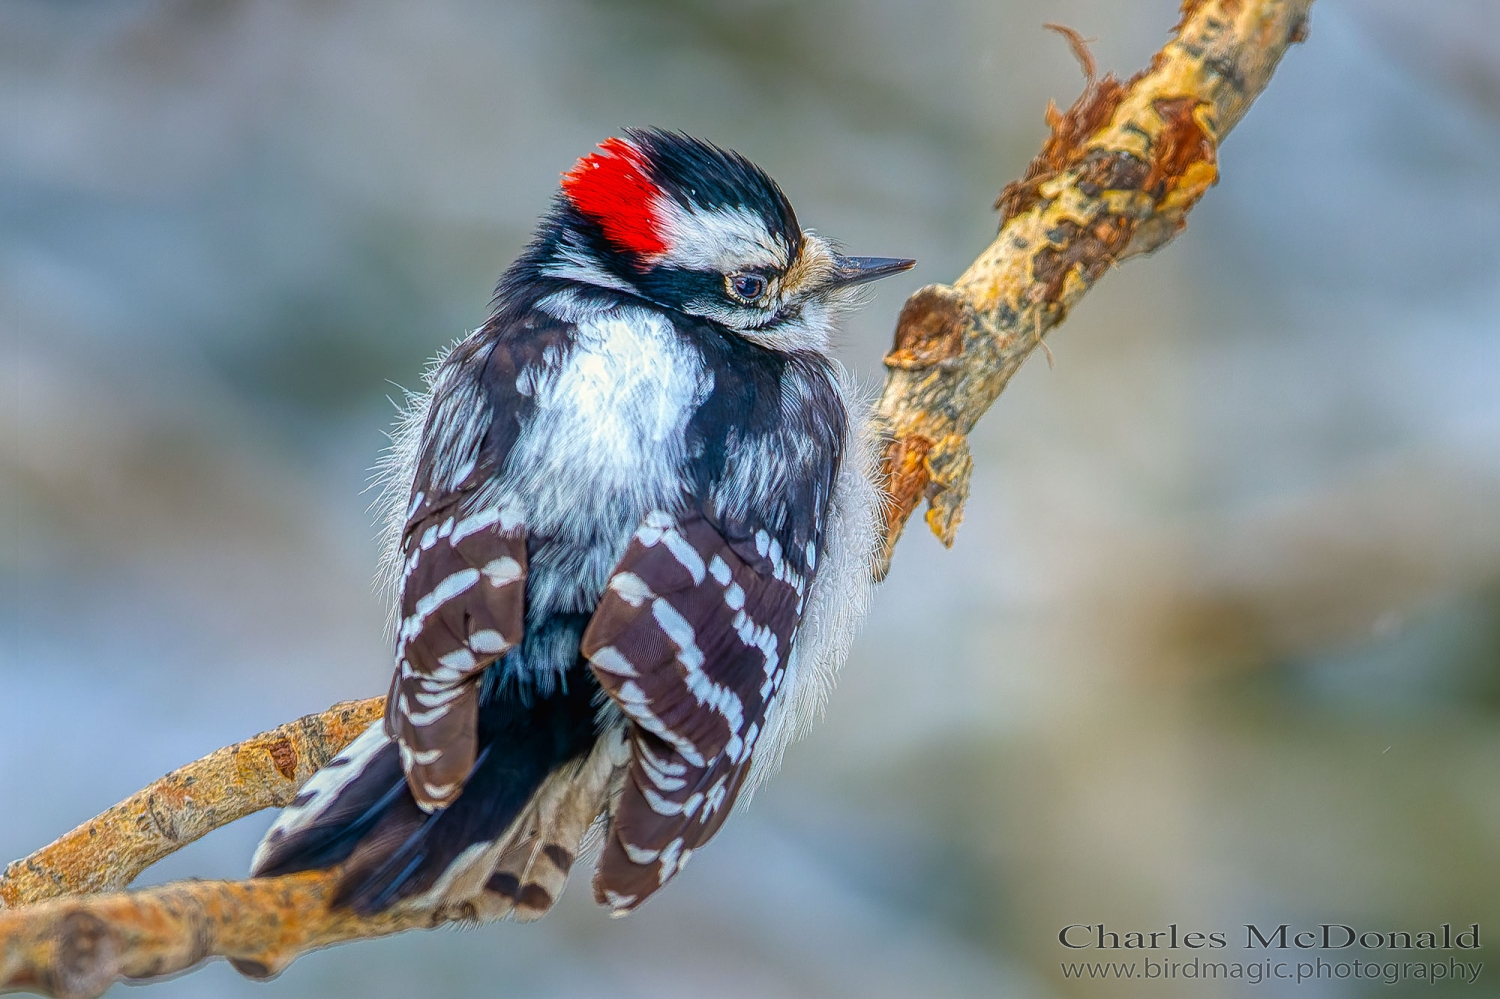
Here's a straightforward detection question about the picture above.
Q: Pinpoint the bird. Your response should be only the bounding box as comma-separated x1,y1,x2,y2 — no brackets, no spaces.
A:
249,129,914,921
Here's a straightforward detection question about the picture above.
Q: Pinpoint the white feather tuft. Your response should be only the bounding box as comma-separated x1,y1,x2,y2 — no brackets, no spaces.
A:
742,364,881,797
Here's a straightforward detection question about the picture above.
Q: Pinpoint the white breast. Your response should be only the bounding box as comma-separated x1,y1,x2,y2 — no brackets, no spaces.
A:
498,304,711,612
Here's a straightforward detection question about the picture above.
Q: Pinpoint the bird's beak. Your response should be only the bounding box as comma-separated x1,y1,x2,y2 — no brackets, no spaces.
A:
827,255,916,289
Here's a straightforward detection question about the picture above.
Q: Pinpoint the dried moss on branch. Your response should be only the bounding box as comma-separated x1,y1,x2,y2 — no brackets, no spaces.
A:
0,1,1312,994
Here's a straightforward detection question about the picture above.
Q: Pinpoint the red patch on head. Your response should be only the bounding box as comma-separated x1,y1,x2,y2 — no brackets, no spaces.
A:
561,138,669,260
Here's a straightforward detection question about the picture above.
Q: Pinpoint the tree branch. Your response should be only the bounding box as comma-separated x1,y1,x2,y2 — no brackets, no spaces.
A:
874,0,1311,574
1,700,383,910
0,1,1312,993
0,873,447,998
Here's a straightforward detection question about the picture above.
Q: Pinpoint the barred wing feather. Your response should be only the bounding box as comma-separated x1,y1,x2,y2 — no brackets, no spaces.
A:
582,509,808,911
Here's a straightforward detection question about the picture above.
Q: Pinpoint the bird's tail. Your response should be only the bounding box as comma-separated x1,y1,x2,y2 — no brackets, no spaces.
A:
251,715,625,919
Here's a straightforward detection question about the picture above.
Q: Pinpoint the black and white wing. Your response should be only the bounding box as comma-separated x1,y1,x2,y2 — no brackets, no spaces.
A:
389,488,526,811
250,323,554,886
382,323,565,811
581,508,817,912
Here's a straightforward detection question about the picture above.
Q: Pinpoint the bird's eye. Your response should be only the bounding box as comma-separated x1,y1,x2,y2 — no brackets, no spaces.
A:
727,272,768,304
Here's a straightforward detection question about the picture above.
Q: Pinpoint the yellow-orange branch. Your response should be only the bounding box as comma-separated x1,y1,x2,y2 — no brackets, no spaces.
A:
1,699,383,909
874,0,1311,573
0,873,439,998
0,1,1312,994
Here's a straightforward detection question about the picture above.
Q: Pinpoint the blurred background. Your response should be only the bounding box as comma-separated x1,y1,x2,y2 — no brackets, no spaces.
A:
4,0,1498,996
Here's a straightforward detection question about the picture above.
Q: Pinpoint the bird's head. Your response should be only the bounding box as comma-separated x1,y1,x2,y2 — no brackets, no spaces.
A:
538,129,913,351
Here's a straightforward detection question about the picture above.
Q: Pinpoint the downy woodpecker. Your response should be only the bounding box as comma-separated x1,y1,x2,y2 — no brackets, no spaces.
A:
251,129,913,919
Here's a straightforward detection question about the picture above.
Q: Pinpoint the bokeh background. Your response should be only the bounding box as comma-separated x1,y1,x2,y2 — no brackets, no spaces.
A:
5,0,1499,996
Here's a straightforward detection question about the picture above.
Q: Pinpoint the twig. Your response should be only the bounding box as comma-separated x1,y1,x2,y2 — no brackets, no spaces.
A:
874,0,1312,574
0,699,383,908
0,1,1313,993
0,873,438,998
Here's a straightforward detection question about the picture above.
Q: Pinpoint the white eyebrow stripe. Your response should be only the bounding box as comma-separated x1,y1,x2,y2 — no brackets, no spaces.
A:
654,199,786,272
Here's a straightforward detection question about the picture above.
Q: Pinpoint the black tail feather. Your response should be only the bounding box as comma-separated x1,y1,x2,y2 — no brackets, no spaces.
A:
252,740,409,878
255,663,602,915
335,672,599,914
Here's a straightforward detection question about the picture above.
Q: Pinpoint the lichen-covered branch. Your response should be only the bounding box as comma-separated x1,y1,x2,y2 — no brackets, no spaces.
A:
0,698,382,908
874,0,1312,574
0,872,442,999
0,1,1311,994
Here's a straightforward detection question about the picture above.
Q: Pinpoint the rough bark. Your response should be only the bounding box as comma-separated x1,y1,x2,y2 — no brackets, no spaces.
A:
874,0,1312,574
0,874,436,999
2,696,381,906
0,700,383,909
0,1,1312,993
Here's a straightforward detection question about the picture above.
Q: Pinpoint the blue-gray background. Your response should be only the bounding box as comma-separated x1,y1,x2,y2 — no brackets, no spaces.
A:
4,1,1498,997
